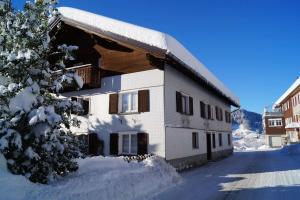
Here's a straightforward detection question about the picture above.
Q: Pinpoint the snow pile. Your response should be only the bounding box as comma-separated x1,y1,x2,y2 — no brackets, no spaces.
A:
233,125,269,151
0,156,181,200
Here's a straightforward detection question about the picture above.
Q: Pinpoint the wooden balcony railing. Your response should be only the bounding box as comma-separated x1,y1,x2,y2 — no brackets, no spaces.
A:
55,64,101,92
73,64,101,89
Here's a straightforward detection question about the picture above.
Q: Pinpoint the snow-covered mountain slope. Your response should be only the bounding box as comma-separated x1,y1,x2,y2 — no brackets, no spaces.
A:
233,125,268,151
232,109,263,133
232,109,268,151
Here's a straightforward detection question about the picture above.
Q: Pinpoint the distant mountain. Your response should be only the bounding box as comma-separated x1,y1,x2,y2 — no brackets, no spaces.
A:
232,109,263,133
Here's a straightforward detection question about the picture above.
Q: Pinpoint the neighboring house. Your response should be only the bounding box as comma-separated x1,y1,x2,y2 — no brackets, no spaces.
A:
263,109,286,147
51,7,240,168
263,77,300,147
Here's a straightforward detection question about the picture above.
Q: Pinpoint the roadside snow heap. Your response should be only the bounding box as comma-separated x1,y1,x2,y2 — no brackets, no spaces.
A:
0,154,181,200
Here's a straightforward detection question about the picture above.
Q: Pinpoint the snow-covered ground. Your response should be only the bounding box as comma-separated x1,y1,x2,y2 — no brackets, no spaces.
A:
154,144,300,200
0,155,180,200
233,124,269,151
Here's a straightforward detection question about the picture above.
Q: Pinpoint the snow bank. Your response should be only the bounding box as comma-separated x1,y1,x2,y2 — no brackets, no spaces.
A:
0,156,181,200
233,125,269,151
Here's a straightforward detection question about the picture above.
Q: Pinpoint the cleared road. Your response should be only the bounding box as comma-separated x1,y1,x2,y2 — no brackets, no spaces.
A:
153,146,300,200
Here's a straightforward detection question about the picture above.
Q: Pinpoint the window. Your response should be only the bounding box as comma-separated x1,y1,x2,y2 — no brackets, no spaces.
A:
215,107,223,121
71,97,90,115
218,133,223,146
268,118,283,127
225,111,231,123
121,134,137,155
120,92,138,113
228,134,231,146
212,133,216,148
200,101,206,118
181,94,190,115
192,132,199,149
176,91,193,115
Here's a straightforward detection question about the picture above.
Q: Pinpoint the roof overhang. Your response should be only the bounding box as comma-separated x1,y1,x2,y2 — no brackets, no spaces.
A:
52,7,240,107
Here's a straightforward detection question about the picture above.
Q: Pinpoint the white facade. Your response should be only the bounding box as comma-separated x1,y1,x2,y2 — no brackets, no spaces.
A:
63,65,234,164
63,69,166,157
164,65,233,161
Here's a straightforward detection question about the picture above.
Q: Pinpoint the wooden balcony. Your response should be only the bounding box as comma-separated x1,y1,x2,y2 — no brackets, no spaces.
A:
73,64,101,89
56,64,101,92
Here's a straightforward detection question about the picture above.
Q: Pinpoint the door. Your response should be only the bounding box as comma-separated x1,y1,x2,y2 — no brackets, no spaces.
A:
270,136,282,147
206,133,212,160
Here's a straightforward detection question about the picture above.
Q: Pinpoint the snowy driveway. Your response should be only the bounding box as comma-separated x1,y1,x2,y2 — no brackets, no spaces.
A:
153,146,300,200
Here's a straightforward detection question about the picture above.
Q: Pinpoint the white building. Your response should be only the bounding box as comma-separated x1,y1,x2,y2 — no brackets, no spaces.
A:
52,7,240,168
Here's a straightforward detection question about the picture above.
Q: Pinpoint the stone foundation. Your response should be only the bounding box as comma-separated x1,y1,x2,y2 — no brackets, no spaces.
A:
168,148,233,171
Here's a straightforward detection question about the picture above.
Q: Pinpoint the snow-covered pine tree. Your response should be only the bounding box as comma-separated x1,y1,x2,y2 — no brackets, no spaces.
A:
0,0,84,184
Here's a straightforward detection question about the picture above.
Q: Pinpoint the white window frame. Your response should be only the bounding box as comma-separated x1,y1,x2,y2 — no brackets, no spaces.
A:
119,91,138,114
181,93,190,115
268,118,283,127
119,132,138,155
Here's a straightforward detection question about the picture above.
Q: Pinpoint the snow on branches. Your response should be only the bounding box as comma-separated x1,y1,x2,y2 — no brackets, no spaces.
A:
0,0,84,184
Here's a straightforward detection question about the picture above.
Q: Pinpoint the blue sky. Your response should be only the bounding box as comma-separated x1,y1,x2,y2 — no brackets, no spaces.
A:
13,0,300,113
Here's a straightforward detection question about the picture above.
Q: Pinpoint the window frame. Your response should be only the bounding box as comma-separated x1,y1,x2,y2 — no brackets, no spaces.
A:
119,91,138,114
192,132,199,149
268,118,283,127
119,132,138,155
181,93,190,115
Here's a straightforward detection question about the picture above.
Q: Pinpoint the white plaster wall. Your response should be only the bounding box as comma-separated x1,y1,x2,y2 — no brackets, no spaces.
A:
209,132,232,153
62,69,166,157
165,128,206,160
164,65,233,160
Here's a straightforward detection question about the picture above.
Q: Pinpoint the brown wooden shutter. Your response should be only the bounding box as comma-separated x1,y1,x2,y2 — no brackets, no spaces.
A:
138,90,150,112
220,108,223,121
200,101,206,118
189,96,193,115
207,104,211,119
176,91,182,113
215,106,219,120
110,133,119,155
137,133,148,155
82,99,90,115
109,93,118,114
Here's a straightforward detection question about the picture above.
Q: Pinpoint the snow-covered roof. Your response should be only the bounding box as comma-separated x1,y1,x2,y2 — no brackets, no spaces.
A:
274,77,300,107
57,7,240,107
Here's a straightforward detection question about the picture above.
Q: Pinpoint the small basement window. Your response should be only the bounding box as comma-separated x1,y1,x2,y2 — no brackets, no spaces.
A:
219,133,223,147
120,92,138,113
192,132,199,149
212,133,216,148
